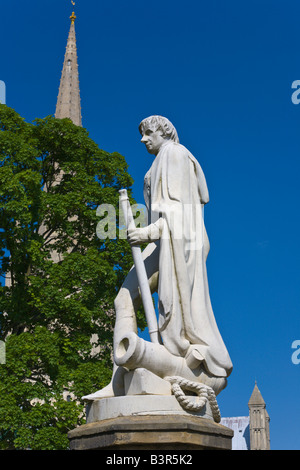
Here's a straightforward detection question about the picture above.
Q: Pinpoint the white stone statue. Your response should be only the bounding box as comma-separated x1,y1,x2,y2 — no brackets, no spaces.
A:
84,116,232,420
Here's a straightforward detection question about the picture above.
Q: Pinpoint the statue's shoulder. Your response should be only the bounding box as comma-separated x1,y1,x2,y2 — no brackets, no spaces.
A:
168,142,201,167
163,141,189,158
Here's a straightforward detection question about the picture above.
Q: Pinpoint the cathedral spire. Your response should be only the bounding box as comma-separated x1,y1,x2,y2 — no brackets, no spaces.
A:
55,3,82,127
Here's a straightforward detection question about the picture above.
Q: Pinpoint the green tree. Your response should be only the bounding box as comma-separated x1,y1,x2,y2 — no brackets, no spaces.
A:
0,105,145,450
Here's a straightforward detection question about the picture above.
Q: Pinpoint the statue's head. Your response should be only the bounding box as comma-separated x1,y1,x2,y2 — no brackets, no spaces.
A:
139,116,179,144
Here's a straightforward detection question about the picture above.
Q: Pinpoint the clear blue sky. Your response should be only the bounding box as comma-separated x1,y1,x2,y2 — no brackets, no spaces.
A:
1,0,300,450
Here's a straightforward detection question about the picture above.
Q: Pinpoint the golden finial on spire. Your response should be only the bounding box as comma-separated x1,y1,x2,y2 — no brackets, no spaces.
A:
70,1,76,24
70,11,76,24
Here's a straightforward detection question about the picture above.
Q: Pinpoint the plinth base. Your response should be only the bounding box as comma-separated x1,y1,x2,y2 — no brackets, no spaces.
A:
85,395,214,423
68,414,233,450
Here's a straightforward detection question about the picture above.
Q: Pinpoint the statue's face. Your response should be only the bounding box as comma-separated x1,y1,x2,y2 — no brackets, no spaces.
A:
141,127,167,155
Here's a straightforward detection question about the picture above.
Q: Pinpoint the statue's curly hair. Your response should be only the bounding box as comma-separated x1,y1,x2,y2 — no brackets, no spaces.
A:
139,115,179,143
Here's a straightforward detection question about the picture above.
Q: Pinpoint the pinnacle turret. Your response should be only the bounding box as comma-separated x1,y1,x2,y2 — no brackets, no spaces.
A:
248,382,270,450
248,381,266,406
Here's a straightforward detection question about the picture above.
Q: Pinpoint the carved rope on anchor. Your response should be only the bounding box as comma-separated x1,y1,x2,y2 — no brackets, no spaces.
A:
164,376,221,423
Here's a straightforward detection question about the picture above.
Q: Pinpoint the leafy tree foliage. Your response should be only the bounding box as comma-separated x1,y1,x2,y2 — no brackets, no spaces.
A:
0,105,145,449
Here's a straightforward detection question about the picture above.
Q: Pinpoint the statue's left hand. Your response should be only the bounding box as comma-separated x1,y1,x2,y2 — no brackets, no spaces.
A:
127,220,163,246
127,227,151,246
127,218,164,246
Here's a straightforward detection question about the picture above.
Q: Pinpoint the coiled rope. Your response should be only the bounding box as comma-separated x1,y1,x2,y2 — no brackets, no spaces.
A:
164,375,221,423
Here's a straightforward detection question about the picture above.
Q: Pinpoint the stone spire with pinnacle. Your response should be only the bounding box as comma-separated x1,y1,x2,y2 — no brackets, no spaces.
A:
55,3,82,127
248,382,270,450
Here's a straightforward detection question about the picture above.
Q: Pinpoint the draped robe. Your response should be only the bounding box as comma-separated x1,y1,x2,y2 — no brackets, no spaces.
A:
143,141,232,378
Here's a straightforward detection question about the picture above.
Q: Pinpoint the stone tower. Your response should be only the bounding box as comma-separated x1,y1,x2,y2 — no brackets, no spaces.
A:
5,7,83,284
39,5,83,263
248,382,270,450
55,9,82,127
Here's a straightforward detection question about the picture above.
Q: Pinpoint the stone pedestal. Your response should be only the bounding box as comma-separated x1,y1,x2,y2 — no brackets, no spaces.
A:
85,395,214,423
69,369,233,450
68,414,233,450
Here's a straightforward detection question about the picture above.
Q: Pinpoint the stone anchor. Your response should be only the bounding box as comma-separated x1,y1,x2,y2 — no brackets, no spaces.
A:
115,331,227,397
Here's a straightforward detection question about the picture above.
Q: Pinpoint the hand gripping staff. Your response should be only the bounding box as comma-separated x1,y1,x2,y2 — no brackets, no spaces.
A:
119,189,161,344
